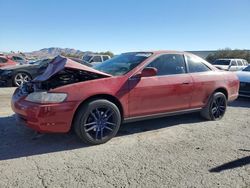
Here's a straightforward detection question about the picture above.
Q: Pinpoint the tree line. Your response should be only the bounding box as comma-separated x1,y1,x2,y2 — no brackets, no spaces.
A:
206,49,250,63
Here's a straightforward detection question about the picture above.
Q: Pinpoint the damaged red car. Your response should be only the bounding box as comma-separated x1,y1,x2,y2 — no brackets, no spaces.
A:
11,51,239,144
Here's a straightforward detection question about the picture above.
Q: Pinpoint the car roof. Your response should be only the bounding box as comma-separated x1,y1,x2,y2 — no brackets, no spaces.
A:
121,50,187,55
216,58,245,61
84,54,110,56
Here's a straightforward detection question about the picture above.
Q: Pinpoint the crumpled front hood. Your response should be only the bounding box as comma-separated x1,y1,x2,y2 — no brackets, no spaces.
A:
33,56,111,82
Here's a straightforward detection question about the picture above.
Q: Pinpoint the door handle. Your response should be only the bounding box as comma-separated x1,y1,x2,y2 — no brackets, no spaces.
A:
182,82,190,85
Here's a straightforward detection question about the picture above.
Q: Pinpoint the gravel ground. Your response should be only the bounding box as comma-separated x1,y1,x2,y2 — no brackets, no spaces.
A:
0,88,249,188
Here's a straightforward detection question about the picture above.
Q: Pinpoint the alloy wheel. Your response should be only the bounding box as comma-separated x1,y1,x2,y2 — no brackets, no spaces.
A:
14,73,31,86
83,107,118,141
211,96,226,119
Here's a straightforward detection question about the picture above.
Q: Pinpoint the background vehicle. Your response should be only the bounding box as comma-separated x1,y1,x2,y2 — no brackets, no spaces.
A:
0,59,50,87
7,55,27,65
68,57,92,67
82,54,111,66
0,56,18,68
236,65,250,97
213,58,248,71
12,52,239,145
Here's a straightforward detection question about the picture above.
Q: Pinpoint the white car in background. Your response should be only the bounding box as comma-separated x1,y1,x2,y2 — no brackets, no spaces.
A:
82,54,111,66
236,65,250,97
213,58,248,71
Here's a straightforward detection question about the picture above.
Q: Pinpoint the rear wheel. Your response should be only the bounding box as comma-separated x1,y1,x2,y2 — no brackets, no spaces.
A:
74,99,121,145
201,92,227,120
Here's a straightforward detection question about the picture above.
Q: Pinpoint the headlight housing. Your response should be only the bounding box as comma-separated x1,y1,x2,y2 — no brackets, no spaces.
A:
25,92,67,103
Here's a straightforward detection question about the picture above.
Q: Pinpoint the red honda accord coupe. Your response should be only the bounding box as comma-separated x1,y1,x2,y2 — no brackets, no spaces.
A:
11,51,239,144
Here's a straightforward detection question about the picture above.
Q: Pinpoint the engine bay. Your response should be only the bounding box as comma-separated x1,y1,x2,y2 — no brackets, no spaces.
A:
21,68,106,94
38,68,105,90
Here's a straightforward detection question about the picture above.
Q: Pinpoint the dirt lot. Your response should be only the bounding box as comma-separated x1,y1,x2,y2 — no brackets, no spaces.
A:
0,88,249,187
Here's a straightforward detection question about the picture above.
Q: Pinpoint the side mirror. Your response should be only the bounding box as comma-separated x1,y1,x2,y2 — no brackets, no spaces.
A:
141,67,157,77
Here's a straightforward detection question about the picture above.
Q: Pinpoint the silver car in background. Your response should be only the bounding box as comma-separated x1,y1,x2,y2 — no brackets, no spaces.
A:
213,58,248,71
82,54,111,66
237,65,250,97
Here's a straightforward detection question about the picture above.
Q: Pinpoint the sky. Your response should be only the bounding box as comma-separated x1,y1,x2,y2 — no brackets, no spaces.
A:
0,0,250,54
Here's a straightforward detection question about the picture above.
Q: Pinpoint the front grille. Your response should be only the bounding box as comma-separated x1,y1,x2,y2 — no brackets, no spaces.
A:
239,82,250,91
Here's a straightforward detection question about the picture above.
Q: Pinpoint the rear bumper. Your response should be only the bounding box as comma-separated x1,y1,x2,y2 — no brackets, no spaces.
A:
11,90,79,133
228,93,239,102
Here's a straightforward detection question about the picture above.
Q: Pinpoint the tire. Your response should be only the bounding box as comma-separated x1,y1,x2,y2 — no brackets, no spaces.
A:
73,99,121,145
12,72,32,87
200,92,227,120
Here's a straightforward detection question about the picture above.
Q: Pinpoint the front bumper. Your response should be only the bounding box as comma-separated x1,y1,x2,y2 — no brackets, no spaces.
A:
0,75,12,86
11,89,79,133
0,78,12,87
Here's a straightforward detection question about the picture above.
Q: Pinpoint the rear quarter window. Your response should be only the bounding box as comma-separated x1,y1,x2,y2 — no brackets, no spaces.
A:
186,55,211,73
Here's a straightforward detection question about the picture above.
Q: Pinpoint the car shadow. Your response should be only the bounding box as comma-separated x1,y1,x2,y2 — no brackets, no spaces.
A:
228,97,250,108
0,112,203,161
209,155,250,173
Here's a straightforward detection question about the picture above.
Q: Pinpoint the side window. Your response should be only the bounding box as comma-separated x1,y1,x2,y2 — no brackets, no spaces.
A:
244,60,249,65
147,54,186,76
231,60,237,66
15,56,22,60
92,56,102,62
102,56,109,61
0,57,7,63
186,55,211,73
237,60,243,66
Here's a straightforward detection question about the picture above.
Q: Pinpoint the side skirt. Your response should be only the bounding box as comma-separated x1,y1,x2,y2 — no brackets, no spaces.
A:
123,108,202,123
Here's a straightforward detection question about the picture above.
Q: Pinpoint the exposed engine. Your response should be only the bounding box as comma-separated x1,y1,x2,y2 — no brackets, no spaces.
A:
21,68,105,94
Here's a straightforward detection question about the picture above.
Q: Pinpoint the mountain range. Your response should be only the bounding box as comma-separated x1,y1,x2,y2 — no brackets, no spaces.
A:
24,47,90,59
24,48,215,59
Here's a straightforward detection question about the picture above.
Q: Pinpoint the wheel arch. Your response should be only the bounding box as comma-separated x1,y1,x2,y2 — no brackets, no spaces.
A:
204,87,229,108
213,87,228,99
71,94,124,129
13,71,33,78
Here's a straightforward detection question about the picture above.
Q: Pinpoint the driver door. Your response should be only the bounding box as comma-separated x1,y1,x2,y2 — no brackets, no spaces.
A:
128,54,193,117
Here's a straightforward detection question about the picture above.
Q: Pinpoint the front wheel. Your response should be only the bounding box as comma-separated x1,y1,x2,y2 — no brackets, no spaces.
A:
13,72,32,87
74,99,121,145
201,92,227,120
